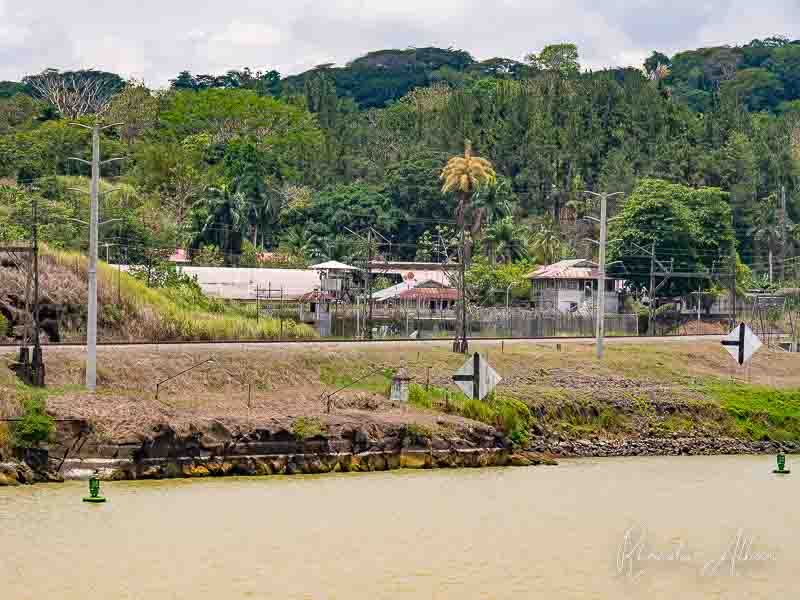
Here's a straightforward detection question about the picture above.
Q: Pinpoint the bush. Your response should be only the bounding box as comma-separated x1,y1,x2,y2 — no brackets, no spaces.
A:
405,423,436,444
408,384,431,408
495,397,532,447
192,245,225,266
0,423,11,458
13,398,54,447
0,313,9,337
291,417,326,440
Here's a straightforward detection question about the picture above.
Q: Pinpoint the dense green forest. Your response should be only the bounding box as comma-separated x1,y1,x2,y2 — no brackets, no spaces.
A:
2,37,800,297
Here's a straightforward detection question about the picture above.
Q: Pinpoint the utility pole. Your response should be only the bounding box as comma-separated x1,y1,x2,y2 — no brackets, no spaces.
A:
31,194,44,387
68,120,124,392
345,226,388,340
102,242,117,264
648,241,656,336
596,191,609,359
367,228,374,340
781,185,787,284
459,218,468,353
583,191,623,359
449,217,469,353
730,244,737,329
85,123,100,392
696,280,702,334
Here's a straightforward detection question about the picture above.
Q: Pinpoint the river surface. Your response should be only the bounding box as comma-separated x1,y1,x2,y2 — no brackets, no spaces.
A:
1,455,796,599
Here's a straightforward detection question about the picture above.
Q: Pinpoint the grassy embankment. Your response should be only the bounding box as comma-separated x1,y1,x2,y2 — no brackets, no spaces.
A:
318,341,800,444
9,249,317,342
2,340,797,447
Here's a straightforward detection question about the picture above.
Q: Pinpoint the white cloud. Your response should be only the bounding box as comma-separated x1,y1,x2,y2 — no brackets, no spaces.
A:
209,21,284,47
0,0,798,86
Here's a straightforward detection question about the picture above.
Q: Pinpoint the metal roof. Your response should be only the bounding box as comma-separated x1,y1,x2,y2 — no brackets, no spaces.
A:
399,286,459,301
525,259,602,280
373,279,455,301
372,279,420,302
178,266,321,300
309,260,360,271
298,290,338,302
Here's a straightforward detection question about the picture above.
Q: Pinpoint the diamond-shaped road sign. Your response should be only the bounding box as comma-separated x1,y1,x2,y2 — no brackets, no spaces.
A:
452,352,502,401
721,322,762,365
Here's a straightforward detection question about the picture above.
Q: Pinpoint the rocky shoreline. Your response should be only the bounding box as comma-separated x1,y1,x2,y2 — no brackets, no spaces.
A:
59,448,555,481
2,431,795,486
534,436,795,457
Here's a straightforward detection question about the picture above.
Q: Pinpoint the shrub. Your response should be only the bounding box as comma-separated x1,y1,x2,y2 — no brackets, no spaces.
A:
192,245,225,267
0,423,11,458
408,384,431,408
405,423,436,444
291,417,326,440
0,313,9,337
495,397,532,447
13,397,54,447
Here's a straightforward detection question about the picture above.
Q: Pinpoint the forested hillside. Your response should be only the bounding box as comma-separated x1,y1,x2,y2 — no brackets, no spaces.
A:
1,37,800,295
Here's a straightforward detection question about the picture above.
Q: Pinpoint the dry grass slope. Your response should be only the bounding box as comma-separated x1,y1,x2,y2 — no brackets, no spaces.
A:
2,339,799,445
0,249,317,342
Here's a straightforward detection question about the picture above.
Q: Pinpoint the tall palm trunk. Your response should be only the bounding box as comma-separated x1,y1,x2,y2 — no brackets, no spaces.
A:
454,205,468,354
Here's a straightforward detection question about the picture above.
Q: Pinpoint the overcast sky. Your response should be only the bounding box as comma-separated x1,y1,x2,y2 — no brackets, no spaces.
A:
1,0,798,87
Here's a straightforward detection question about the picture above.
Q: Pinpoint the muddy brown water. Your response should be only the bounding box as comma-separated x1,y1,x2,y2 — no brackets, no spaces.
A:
1,455,796,599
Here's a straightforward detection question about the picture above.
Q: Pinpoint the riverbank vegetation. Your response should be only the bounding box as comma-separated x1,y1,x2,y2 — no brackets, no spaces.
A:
3,340,800,449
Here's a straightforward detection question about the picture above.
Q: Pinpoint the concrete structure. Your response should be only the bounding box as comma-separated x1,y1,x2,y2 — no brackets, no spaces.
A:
176,266,321,300
390,368,411,402
526,259,624,314
310,261,360,302
167,248,191,264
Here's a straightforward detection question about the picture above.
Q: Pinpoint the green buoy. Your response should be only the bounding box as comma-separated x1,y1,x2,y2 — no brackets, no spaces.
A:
83,475,107,503
773,454,791,475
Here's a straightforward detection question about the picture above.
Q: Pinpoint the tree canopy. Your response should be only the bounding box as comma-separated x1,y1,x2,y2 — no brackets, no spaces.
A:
1,38,799,288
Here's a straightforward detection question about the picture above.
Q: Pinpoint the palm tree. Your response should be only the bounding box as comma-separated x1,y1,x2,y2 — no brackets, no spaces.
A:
280,224,317,261
485,217,529,264
440,139,496,353
440,140,497,263
313,234,356,263
195,185,249,263
472,178,513,231
531,215,563,265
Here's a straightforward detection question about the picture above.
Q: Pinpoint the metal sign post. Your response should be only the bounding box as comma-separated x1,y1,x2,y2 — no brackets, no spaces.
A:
721,322,762,366
452,352,502,401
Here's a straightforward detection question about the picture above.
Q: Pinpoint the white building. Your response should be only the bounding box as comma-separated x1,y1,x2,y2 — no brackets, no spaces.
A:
526,259,624,313
176,266,321,300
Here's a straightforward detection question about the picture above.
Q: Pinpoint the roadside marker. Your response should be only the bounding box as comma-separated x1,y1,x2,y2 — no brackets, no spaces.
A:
721,323,762,366
452,353,501,401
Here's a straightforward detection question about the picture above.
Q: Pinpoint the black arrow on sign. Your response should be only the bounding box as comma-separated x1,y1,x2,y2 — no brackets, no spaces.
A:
453,352,481,400
721,322,746,365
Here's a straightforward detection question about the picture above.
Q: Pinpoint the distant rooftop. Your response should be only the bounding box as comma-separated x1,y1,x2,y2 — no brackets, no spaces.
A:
526,259,602,280
309,260,360,271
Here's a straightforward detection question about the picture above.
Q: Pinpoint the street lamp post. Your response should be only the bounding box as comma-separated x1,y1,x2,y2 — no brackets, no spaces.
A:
582,191,624,360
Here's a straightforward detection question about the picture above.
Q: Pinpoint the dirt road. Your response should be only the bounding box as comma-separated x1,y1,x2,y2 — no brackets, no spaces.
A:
15,334,724,354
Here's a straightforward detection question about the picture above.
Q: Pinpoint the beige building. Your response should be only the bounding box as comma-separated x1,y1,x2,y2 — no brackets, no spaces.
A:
526,259,624,314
